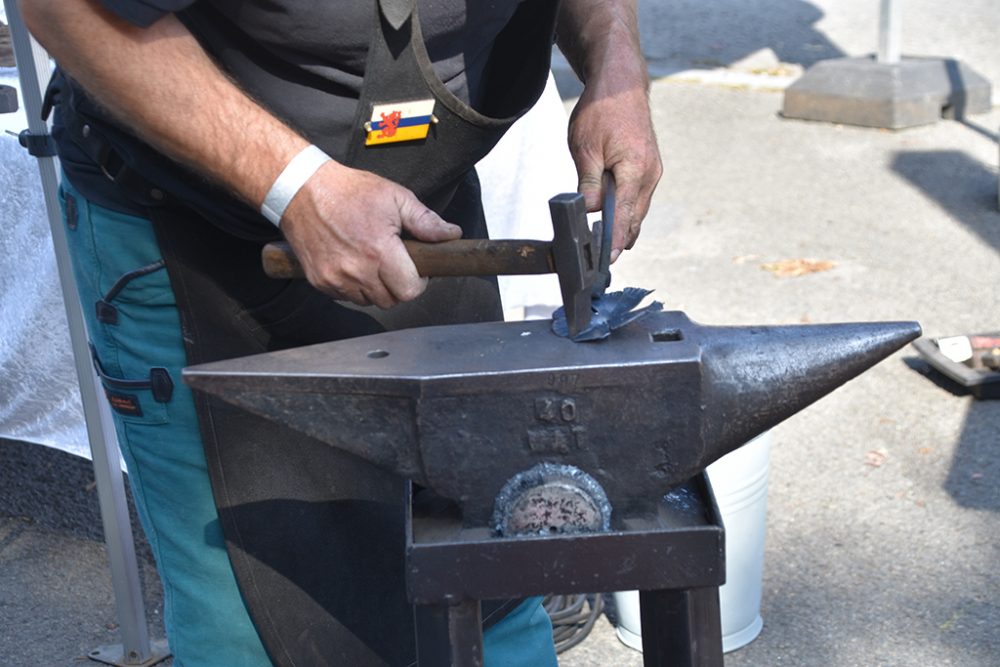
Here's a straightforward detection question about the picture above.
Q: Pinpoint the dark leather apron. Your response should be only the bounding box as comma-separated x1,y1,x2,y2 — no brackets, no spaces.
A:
149,1,558,664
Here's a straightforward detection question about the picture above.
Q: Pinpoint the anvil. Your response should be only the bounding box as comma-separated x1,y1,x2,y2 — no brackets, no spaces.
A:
184,311,920,529
183,311,919,666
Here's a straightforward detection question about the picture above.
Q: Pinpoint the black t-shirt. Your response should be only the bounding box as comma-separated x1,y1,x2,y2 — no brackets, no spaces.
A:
54,0,525,239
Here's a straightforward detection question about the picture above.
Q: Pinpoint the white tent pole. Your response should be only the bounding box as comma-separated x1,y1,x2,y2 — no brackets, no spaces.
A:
3,1,164,664
877,0,902,64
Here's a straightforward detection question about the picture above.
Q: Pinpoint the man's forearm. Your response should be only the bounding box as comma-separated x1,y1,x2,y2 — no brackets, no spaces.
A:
555,0,660,255
556,0,647,89
21,0,307,209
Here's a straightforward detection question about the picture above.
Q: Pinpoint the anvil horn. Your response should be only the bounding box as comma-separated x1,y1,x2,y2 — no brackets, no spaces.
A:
183,313,920,522
693,320,923,455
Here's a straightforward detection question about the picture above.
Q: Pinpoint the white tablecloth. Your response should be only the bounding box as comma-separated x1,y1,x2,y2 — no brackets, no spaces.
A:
1,67,88,457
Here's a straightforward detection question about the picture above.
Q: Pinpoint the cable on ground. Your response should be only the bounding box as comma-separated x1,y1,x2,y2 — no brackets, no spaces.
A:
542,593,605,654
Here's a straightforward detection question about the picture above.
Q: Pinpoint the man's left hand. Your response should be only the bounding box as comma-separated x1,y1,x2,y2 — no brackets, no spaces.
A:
558,0,662,262
568,69,662,262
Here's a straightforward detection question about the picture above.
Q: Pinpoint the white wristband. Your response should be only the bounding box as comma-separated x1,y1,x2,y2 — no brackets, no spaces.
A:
260,144,332,227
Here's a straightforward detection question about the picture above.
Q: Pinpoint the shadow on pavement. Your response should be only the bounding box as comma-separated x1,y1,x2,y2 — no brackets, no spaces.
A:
555,0,846,98
638,0,844,71
755,541,1000,666
943,399,1000,512
1,438,107,542
959,118,1000,144
0,438,170,665
891,149,1000,255
900,358,1000,512
891,150,1000,513
0,437,157,564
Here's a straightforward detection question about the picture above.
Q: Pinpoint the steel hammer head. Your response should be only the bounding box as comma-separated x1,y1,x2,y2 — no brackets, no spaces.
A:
549,194,598,337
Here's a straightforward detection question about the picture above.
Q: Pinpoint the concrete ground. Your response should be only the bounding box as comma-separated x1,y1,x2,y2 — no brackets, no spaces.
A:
560,84,1000,667
2,1,999,665
558,2,1000,662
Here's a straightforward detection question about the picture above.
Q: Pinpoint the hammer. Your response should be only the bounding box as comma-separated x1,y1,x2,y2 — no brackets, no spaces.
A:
261,193,601,337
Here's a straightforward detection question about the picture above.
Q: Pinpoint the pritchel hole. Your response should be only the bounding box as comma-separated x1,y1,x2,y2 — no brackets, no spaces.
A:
367,349,390,359
651,329,683,342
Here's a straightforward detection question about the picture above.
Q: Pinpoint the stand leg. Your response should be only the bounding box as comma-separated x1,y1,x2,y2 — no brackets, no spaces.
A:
415,599,484,667
639,588,723,667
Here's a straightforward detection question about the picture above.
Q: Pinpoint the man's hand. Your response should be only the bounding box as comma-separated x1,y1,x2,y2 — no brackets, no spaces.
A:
280,164,462,308
557,0,662,261
568,72,661,260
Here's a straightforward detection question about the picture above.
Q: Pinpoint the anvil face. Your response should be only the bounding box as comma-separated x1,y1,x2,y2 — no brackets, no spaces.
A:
184,312,920,525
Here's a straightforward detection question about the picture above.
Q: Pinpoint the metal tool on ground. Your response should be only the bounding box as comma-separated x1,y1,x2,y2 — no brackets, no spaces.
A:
0,84,17,113
912,332,1000,399
184,311,920,666
261,192,601,336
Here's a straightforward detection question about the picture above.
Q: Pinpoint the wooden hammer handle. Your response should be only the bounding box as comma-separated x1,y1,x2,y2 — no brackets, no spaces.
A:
261,240,555,279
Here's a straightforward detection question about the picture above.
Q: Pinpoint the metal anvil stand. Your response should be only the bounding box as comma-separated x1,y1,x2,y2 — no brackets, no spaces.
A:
185,311,921,667
407,474,726,667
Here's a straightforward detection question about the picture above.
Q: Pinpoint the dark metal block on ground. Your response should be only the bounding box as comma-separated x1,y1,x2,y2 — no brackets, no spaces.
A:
0,84,18,114
782,55,992,129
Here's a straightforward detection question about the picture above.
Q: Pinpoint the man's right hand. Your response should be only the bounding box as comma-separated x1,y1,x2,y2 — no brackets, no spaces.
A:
279,163,463,309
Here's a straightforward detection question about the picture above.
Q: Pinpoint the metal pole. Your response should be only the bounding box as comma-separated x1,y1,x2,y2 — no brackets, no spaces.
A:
877,0,902,64
3,1,167,664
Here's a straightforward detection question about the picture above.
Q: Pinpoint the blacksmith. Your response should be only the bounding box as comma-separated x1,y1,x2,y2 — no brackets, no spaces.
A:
21,0,662,664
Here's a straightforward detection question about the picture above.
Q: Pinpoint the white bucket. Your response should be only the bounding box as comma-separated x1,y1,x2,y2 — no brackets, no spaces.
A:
613,430,772,653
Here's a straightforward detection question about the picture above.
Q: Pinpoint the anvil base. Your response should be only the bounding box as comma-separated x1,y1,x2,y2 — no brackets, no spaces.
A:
407,474,726,667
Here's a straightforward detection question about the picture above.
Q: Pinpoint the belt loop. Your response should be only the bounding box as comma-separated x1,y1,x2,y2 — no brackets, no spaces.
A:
149,368,174,403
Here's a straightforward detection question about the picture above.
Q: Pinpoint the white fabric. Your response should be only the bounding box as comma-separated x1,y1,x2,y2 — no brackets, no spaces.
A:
0,67,89,457
477,72,576,318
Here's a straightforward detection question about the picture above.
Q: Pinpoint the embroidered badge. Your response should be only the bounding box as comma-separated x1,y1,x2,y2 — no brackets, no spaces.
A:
364,99,437,146
105,390,143,417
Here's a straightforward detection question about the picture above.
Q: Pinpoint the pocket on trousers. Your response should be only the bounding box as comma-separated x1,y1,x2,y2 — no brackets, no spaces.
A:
90,344,173,425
